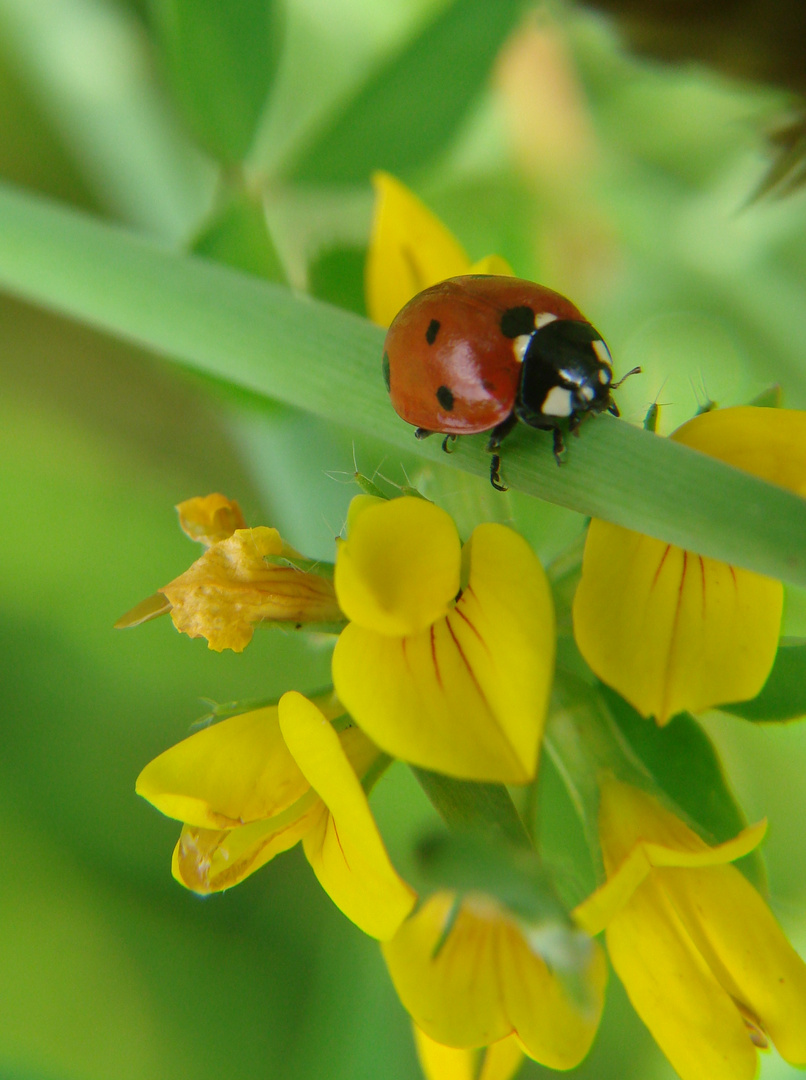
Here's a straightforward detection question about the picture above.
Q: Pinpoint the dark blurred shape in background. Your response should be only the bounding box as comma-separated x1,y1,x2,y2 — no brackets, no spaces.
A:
584,0,806,198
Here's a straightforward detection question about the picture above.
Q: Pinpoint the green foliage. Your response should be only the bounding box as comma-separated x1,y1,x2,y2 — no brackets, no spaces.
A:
600,685,767,892
285,0,525,183
147,0,282,163
308,245,368,316
721,644,806,722
412,768,532,849
192,185,287,280
415,829,567,923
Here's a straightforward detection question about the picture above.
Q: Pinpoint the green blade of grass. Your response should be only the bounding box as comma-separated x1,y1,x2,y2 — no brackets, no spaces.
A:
1,180,806,587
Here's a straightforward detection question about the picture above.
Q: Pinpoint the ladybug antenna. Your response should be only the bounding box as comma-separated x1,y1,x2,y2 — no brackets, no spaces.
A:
610,365,642,390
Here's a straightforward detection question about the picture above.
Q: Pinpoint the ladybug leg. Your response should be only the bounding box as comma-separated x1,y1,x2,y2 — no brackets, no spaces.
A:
486,414,517,453
489,453,507,492
414,428,434,440
441,434,457,454
607,399,621,417
485,415,516,492
552,427,567,464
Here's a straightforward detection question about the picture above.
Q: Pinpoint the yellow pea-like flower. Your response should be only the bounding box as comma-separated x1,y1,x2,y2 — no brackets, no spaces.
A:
383,891,606,1071
137,692,415,940
572,407,806,723
574,779,806,1080
116,492,344,651
412,1024,524,1080
332,495,555,783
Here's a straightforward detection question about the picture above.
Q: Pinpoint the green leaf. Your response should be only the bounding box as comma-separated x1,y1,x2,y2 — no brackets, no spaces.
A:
415,829,568,924
412,774,599,1000
2,182,806,589
284,0,524,183
411,767,532,850
307,245,367,317
0,0,214,238
599,684,767,892
720,644,806,722
147,0,281,163
192,186,286,281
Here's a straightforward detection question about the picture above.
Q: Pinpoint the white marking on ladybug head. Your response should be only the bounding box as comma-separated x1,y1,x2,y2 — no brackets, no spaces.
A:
593,340,612,366
512,334,531,363
541,386,574,417
536,312,558,329
598,367,611,384
580,384,595,402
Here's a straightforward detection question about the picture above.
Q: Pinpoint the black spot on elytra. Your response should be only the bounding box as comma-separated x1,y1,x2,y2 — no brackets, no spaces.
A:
382,351,390,391
425,319,440,345
436,385,454,411
500,306,536,339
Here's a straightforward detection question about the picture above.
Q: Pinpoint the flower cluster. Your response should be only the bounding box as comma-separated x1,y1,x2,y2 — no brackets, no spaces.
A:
121,175,806,1080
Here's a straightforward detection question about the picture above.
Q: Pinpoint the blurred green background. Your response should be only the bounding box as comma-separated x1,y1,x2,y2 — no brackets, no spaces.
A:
2,1,806,1078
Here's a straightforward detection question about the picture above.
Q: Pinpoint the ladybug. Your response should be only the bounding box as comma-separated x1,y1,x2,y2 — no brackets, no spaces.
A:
382,275,638,489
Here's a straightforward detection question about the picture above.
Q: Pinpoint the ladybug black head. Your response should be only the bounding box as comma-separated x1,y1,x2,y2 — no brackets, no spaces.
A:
515,319,613,427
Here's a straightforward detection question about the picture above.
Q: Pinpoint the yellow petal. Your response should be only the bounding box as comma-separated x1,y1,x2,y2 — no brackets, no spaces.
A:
578,779,806,1077
573,406,806,723
478,1035,525,1080
278,692,416,940
574,817,767,937
171,794,322,893
605,877,758,1080
384,893,512,1048
334,496,461,638
658,861,806,1066
468,254,514,277
175,493,246,545
333,522,554,782
366,172,472,327
671,406,806,496
596,779,766,874
161,526,343,652
383,892,605,1069
572,521,783,723
114,592,171,629
498,919,606,1069
412,1026,524,1080
136,706,315,828
413,1025,476,1080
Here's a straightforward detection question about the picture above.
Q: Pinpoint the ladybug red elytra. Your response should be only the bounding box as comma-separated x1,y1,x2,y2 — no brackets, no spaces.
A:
382,275,638,489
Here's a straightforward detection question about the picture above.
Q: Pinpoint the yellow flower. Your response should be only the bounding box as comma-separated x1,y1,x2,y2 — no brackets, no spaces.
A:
366,171,512,327
572,407,806,723
136,691,415,940
574,779,806,1080
331,495,555,783
173,493,248,544
383,891,606,1071
116,493,344,652
413,1024,524,1080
